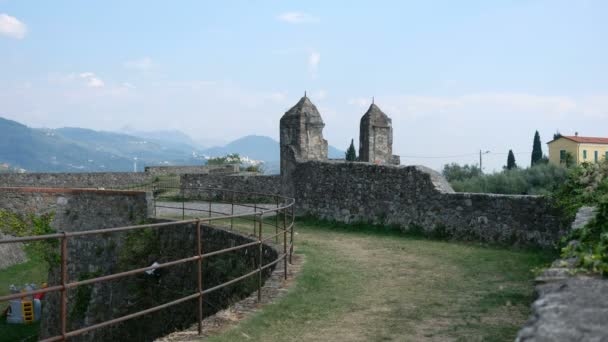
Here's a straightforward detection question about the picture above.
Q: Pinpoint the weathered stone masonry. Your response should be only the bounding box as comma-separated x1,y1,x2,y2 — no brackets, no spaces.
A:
291,161,563,247
0,188,278,342
0,172,151,188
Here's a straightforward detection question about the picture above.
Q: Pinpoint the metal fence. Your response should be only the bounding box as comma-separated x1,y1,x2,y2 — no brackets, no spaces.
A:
0,187,295,341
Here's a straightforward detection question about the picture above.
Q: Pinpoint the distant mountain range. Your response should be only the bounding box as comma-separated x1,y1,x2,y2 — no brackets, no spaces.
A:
0,117,344,174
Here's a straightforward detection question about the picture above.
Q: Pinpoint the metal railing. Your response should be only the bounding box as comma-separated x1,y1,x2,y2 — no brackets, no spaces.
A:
0,187,295,341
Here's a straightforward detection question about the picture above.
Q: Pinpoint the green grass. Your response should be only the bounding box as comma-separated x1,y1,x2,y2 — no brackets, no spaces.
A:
204,218,555,342
0,246,48,342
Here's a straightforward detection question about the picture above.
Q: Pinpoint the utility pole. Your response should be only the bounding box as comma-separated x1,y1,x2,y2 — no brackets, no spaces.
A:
479,150,490,174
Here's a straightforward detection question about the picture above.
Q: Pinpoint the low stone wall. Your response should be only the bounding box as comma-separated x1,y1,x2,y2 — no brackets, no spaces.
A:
181,174,281,202
516,207,608,341
292,161,563,247
145,164,239,176
0,172,151,189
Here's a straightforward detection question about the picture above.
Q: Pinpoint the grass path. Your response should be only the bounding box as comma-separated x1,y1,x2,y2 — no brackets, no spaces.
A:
205,219,554,342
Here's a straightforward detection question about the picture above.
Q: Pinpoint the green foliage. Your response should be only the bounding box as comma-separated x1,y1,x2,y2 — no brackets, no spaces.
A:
242,164,264,173
118,228,160,270
531,130,543,166
563,151,576,168
345,139,357,161
207,153,241,165
506,149,517,170
70,271,102,320
553,160,608,274
449,163,568,195
442,163,481,182
553,131,562,140
0,210,58,266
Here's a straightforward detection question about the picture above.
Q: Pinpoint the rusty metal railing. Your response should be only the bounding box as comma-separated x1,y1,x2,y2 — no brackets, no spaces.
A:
0,187,295,341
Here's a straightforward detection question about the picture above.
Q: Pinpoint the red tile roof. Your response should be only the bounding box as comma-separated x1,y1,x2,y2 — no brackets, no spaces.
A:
560,136,608,144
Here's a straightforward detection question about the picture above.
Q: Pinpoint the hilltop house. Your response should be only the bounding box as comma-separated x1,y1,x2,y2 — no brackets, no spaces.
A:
548,133,608,166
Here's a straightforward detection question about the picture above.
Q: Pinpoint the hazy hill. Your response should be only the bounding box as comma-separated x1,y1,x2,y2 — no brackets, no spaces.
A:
0,117,344,173
202,135,344,161
0,117,134,172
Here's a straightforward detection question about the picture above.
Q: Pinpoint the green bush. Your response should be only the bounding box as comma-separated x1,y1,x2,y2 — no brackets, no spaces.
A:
553,160,608,275
449,163,568,195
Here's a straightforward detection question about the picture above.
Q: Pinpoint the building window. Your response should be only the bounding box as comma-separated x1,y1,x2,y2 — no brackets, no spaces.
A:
560,150,566,160
595,150,599,162
583,150,587,159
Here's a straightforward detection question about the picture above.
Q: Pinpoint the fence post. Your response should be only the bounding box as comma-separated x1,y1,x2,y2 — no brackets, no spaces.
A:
283,208,288,280
182,197,185,220
230,192,234,230
208,193,212,218
196,219,203,335
60,232,68,339
258,213,263,303
290,204,294,264
253,203,257,236
275,197,279,244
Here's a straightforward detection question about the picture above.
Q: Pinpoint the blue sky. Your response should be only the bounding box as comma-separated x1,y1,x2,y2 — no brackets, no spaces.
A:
1,0,607,171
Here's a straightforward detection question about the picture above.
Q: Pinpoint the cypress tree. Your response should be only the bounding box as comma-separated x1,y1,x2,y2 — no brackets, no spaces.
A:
507,150,517,170
531,131,543,166
345,139,357,161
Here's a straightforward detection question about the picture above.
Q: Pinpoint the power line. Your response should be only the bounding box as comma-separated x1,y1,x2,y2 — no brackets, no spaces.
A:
398,151,534,159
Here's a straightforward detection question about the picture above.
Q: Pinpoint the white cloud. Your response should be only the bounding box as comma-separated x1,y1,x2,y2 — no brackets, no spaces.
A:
308,51,321,78
0,13,27,39
78,72,105,88
124,57,155,71
277,12,319,24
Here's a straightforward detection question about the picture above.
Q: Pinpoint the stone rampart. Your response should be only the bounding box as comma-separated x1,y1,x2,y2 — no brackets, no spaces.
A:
0,187,278,341
0,172,151,189
292,161,563,247
181,173,281,201
145,164,239,176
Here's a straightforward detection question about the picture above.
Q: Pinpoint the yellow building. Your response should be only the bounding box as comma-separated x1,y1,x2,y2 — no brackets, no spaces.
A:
547,134,608,166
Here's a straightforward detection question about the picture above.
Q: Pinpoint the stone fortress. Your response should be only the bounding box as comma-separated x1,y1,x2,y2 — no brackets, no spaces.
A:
0,95,603,341
1,94,565,247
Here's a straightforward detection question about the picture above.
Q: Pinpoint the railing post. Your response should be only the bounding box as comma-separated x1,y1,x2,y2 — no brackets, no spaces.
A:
283,207,287,280
60,232,68,340
196,219,203,336
182,197,185,220
258,213,263,303
290,204,294,264
253,203,257,236
208,194,212,218
275,197,279,244
230,192,234,230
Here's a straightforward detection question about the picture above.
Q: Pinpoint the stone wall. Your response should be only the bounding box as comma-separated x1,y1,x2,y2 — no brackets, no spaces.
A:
0,232,27,270
0,187,278,341
0,187,150,341
181,173,281,202
291,161,563,247
145,164,239,176
516,207,608,341
0,172,151,189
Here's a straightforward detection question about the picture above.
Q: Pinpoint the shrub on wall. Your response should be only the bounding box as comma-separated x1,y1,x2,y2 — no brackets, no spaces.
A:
553,160,608,275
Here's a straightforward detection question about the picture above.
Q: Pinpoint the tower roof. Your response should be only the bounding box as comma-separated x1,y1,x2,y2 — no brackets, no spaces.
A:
361,103,391,127
281,96,325,125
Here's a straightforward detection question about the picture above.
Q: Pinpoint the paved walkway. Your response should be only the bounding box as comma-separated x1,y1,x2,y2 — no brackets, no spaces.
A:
154,201,279,219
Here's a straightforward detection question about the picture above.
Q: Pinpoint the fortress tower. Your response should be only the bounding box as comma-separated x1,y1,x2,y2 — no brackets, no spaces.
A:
280,95,328,195
358,103,394,164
